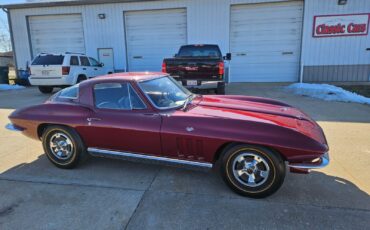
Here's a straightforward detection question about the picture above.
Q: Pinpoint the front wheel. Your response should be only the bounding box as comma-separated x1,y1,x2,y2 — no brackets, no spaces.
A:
38,86,53,94
42,125,88,169
220,144,285,198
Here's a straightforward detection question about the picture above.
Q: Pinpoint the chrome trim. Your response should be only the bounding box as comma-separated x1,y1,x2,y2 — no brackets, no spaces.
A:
88,147,213,169
288,152,330,169
5,123,24,132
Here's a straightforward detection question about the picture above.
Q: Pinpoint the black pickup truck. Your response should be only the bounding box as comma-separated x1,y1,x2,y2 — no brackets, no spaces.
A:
162,44,231,94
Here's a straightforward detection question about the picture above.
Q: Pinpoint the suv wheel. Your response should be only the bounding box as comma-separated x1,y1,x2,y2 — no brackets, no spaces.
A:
220,144,285,198
77,75,87,84
38,86,53,94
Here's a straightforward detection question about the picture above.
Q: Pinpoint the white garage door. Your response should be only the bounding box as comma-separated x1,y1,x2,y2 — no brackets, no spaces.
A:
125,9,187,71
230,1,303,82
28,14,85,57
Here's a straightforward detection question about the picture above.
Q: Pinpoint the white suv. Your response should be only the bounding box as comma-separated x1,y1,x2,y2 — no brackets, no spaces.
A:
29,52,114,94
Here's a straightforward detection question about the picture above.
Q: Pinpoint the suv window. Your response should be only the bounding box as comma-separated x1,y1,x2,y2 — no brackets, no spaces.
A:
94,83,146,110
32,55,64,65
80,56,90,66
70,56,79,66
177,45,221,58
59,84,79,99
89,57,100,67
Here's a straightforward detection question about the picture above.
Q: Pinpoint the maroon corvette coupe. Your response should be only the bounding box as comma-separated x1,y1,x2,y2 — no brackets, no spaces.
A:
6,72,329,198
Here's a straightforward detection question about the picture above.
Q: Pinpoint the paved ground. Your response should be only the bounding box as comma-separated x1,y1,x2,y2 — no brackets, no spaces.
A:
0,84,369,230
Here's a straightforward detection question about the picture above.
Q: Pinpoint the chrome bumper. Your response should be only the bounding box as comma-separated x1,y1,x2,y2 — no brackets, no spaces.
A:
288,152,329,169
5,123,24,132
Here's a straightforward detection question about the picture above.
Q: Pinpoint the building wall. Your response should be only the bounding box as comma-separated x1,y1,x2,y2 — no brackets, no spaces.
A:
302,0,370,82
9,0,370,82
9,0,298,71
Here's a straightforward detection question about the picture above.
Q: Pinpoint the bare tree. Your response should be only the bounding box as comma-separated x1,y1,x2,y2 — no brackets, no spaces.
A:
0,15,11,52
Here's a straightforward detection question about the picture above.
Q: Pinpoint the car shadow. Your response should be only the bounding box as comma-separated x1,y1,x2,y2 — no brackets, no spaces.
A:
0,153,369,211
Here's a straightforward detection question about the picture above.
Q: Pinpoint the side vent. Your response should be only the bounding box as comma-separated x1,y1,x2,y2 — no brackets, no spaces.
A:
176,138,204,161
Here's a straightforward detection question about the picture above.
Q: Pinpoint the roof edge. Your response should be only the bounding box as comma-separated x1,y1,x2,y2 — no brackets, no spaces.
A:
1,0,157,10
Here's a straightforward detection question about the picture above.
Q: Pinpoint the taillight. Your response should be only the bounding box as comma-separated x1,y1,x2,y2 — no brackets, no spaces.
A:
218,61,224,76
162,62,167,73
62,66,70,75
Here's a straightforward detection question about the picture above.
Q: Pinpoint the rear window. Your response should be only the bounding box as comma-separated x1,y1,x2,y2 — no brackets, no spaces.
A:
32,55,64,65
177,45,221,58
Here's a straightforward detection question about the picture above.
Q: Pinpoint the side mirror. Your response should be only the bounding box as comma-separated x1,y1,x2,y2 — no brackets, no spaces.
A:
174,54,178,57
99,63,104,67
223,53,232,61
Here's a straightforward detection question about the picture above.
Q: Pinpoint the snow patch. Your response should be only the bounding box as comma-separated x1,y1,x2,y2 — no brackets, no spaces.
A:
0,84,25,91
286,83,370,105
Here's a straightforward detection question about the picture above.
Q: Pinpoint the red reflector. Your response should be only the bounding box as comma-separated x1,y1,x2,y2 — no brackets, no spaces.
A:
62,66,70,75
162,62,167,73
218,62,224,76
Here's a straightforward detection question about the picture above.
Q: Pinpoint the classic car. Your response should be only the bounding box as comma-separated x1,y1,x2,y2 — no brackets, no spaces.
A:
6,72,329,198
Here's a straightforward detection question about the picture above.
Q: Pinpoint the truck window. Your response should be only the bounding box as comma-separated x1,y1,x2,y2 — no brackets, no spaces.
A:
177,45,221,58
32,55,64,65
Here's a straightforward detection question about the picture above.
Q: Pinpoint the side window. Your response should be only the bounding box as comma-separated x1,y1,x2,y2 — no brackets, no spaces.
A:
80,56,90,66
94,83,146,110
88,57,100,67
70,56,79,66
128,85,146,109
59,84,79,99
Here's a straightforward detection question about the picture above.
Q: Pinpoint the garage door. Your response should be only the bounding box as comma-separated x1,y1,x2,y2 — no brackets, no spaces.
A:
230,1,303,82
125,9,187,71
28,14,85,57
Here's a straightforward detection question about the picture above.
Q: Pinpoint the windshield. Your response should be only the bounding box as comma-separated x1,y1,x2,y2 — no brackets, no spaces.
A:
139,76,192,109
177,45,221,58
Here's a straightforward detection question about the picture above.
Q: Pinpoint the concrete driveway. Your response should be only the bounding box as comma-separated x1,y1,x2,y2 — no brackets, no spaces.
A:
0,84,369,230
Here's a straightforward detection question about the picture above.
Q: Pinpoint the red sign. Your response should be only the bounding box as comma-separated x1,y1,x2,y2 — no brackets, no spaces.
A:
313,13,370,38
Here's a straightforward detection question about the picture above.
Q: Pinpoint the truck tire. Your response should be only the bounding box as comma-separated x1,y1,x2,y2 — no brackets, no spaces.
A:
216,82,226,95
38,86,53,94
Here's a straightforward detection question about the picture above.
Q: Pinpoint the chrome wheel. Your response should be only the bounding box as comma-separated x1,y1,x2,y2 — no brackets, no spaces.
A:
49,133,74,160
232,152,270,187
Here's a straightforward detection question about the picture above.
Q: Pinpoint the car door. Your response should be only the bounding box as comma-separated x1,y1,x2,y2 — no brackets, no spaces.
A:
88,57,105,76
83,81,162,155
79,56,94,78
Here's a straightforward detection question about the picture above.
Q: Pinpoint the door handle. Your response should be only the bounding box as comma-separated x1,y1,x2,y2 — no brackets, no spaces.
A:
282,51,294,55
94,68,98,70
143,113,159,116
133,56,143,59
83,68,86,70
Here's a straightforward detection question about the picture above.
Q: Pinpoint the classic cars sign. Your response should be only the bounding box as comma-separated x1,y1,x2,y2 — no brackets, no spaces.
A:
313,13,370,38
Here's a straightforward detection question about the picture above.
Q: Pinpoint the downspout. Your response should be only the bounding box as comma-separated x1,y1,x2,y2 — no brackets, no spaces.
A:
298,0,306,83
1,7,18,79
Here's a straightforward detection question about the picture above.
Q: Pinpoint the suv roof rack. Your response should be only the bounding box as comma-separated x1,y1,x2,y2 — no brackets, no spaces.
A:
65,52,86,55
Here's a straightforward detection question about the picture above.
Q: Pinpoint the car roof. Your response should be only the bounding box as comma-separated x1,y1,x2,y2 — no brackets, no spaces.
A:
85,72,168,83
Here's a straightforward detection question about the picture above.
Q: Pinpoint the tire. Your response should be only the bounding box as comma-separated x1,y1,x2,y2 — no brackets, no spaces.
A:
42,125,88,169
220,144,285,198
38,86,53,94
216,82,225,95
76,75,87,84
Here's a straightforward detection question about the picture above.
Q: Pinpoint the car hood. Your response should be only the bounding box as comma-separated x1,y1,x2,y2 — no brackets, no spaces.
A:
188,95,326,144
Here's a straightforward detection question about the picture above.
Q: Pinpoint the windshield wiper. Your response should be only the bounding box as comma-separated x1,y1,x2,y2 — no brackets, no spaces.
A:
182,94,195,111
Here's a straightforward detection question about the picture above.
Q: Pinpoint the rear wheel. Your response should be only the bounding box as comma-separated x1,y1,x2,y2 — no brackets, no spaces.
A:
38,86,53,94
220,144,285,198
42,125,88,169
